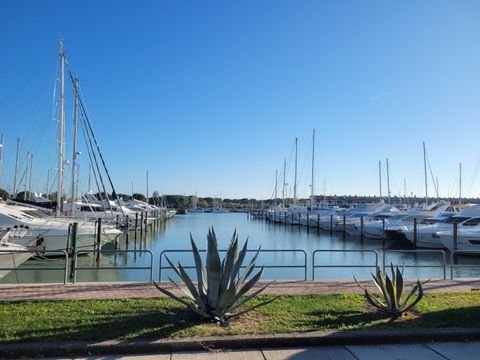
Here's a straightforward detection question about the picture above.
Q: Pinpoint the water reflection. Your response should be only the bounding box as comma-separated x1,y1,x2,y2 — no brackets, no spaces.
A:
2,212,480,283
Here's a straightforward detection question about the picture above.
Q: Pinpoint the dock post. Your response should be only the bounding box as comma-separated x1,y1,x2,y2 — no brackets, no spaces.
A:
342,215,346,236
317,214,320,234
115,215,119,229
96,218,102,261
413,218,417,247
125,215,129,243
330,214,333,235
69,222,78,280
145,211,148,234
298,213,301,229
307,213,310,231
382,218,386,251
140,212,144,233
453,223,458,251
135,213,139,232
360,216,364,241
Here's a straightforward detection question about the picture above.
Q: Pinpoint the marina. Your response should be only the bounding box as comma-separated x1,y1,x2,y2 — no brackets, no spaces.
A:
2,211,480,284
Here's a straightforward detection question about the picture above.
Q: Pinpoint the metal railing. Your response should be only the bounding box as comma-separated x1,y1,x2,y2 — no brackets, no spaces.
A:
382,249,447,280
450,250,480,279
72,249,154,283
312,249,379,280
0,249,69,284
159,249,308,282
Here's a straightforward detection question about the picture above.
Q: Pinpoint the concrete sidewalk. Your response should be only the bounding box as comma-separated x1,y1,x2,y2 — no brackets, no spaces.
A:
41,341,480,359
1,279,480,301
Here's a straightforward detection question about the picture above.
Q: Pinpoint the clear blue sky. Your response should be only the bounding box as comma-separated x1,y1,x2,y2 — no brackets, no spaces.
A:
0,1,479,200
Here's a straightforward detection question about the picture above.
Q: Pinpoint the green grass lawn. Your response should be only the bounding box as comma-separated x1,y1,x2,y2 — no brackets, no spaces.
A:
1,292,479,343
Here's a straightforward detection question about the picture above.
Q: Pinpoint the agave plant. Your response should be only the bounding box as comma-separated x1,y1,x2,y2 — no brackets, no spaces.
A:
354,264,425,318
154,228,274,324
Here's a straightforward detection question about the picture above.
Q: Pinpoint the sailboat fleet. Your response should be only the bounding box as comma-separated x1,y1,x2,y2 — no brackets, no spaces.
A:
0,40,169,279
265,132,480,253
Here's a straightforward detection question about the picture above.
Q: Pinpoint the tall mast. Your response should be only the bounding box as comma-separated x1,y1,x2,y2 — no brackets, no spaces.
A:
146,170,149,204
311,129,315,208
404,178,407,207
459,162,462,205
0,133,3,189
24,152,29,200
274,169,278,206
70,77,79,217
386,158,391,205
378,160,382,199
13,138,20,198
56,38,66,216
46,169,50,198
282,159,286,207
28,153,33,200
423,142,428,205
293,137,298,205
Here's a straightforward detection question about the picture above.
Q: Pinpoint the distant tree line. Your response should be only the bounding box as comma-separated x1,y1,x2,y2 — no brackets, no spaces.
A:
1,187,479,209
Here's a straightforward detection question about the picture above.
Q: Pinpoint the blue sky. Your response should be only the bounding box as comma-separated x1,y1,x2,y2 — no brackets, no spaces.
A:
0,1,479,200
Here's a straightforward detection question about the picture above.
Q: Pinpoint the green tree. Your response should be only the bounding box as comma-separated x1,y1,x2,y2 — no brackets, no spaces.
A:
133,193,146,202
0,188,9,200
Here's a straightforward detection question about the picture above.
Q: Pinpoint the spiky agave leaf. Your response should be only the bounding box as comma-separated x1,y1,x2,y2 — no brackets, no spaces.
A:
153,281,211,318
353,264,425,318
206,228,222,309
190,234,208,302
155,227,273,324
219,230,239,294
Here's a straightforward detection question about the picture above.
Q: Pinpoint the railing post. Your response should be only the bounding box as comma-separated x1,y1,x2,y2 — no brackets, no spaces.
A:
96,218,102,261
69,222,78,280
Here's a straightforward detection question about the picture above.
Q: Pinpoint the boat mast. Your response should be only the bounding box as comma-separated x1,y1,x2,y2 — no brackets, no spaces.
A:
459,162,462,205
378,160,382,200
311,129,315,208
146,170,149,204
56,39,66,216
28,153,33,201
423,142,428,205
70,77,79,217
293,137,298,205
282,159,286,207
13,138,20,198
274,169,278,206
0,133,3,190
386,158,391,205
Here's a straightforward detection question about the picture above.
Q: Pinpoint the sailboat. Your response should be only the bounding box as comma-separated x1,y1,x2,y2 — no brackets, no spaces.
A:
0,227,45,280
3,39,123,253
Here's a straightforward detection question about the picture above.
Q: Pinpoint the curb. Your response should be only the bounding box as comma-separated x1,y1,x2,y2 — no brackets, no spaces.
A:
1,328,480,358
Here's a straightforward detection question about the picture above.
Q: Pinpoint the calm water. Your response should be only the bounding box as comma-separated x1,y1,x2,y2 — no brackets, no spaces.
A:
2,212,480,284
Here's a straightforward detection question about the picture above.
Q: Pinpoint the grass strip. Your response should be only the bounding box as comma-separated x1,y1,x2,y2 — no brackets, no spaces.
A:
0,292,479,343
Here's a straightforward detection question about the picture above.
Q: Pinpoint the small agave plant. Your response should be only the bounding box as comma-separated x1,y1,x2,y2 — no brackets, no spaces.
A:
154,227,274,324
354,264,426,318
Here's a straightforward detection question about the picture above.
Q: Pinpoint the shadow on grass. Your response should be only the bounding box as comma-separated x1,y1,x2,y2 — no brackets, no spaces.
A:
2,308,203,344
305,305,480,331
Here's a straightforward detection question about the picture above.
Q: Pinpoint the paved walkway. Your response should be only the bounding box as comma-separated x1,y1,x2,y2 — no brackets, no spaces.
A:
1,279,480,301
42,341,480,359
